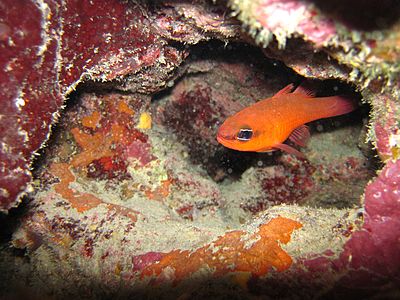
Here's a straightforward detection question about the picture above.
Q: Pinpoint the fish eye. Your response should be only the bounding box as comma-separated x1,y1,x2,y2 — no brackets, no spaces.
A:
237,128,253,141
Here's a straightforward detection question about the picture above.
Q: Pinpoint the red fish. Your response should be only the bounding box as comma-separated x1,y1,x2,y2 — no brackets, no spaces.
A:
217,84,357,158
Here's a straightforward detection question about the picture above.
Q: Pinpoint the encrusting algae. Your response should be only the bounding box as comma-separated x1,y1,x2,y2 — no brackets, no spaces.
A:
140,217,302,283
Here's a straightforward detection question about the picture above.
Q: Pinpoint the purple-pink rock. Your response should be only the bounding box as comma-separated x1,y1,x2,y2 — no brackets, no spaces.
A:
0,0,167,211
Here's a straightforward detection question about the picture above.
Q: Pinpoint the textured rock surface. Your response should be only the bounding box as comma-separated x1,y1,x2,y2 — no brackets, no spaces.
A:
0,0,399,299
0,0,237,211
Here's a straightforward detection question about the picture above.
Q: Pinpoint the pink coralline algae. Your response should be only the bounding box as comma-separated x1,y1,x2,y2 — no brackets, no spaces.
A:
293,159,400,296
0,0,157,211
132,252,164,273
342,159,400,278
0,0,190,211
124,141,155,167
241,157,316,213
254,0,337,46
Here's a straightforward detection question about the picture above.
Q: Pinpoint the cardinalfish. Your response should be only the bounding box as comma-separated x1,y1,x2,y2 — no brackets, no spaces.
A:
217,84,357,158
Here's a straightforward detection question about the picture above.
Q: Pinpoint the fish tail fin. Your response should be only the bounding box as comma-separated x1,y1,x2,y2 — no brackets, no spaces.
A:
320,95,358,118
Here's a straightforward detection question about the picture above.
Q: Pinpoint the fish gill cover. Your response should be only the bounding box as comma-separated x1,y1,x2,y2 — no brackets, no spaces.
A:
0,0,399,299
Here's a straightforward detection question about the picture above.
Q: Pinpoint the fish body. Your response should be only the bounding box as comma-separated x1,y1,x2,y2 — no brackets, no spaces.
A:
217,84,357,157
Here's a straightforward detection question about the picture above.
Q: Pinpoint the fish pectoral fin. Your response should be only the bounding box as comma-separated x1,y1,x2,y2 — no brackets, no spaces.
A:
288,125,310,147
273,143,306,159
293,85,316,97
274,83,295,97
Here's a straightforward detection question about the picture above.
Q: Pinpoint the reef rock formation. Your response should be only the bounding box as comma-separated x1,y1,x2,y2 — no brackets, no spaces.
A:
1,0,399,299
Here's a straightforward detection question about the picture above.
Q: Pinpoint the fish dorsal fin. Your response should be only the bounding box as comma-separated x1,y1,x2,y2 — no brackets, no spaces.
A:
293,85,316,97
288,125,310,147
274,84,294,97
273,143,306,159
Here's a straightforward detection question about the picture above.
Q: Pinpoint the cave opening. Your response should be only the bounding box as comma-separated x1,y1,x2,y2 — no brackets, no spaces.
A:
28,39,380,224
150,40,378,215
25,38,380,228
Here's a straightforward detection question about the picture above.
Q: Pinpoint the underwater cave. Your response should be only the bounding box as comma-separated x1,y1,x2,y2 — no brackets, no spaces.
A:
1,0,399,299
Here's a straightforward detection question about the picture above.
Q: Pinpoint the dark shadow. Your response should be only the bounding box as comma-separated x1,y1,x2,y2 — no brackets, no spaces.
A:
0,197,28,245
307,0,400,31
1,267,398,300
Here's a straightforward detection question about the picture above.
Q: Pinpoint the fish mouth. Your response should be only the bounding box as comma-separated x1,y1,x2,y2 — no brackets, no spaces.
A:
216,133,235,149
216,134,225,144
216,132,230,142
